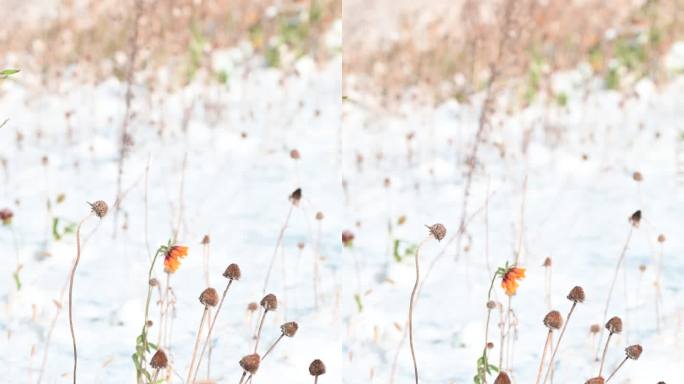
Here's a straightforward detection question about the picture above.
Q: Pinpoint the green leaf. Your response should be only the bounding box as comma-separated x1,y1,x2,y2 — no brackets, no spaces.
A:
0,69,19,76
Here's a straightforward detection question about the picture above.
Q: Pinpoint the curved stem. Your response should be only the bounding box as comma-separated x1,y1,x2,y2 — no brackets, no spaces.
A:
192,280,234,384
542,302,576,384
253,309,269,353
263,204,294,294
67,214,91,384
408,236,430,384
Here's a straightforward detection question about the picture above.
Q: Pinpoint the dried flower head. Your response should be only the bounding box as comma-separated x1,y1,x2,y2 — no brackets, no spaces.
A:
638,264,646,272
657,234,666,243
632,171,643,182
625,344,643,360
199,288,219,307
590,324,600,334
486,300,497,310
247,302,258,312
308,359,326,376
201,234,210,244
290,149,301,160
297,242,305,250
289,188,302,206
163,245,188,273
88,200,108,218
150,349,168,369
567,286,585,303
315,211,324,220
281,321,299,337
486,342,494,349
501,267,526,296
543,310,563,330
239,353,261,374
493,372,511,384
0,208,13,225
585,377,605,384
223,263,241,280
542,257,552,267
629,210,641,227
342,230,355,248
605,316,623,334
260,293,278,311
426,223,446,241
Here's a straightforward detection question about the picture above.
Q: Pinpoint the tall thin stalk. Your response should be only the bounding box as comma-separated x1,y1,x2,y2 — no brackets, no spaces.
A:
408,236,432,384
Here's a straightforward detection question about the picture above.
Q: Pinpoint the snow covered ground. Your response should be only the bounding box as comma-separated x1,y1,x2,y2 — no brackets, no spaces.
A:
2,37,684,384
341,68,684,383
1,53,343,383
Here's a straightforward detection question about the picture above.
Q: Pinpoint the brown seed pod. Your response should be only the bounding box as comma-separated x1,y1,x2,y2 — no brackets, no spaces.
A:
625,344,642,360
281,321,299,337
657,234,666,243
289,188,302,205
199,288,219,307
315,211,324,220
629,210,641,227
542,257,552,267
239,353,261,374
543,310,563,330
567,286,585,303
605,316,623,334
342,230,355,247
260,293,278,311
585,377,605,384
201,234,210,244
223,263,241,280
590,324,600,334
486,342,494,349
247,302,258,312
150,349,168,369
427,223,447,241
486,300,497,310
88,200,108,218
493,372,511,384
290,149,301,160
308,359,326,376
632,171,643,182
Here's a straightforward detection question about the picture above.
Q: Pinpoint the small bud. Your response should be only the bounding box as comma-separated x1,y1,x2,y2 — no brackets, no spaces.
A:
629,210,641,227
199,288,219,307
585,378,605,384
342,230,354,247
625,344,642,360
486,342,494,349
201,234,210,244
427,223,446,241
486,300,497,310
289,188,302,206
590,324,600,334
543,310,563,330
88,200,108,218
149,278,159,287
247,302,258,312
542,257,552,267
567,286,585,303
239,353,261,374
150,349,168,369
290,149,301,160
297,242,305,250
638,264,646,272
308,359,326,376
260,293,278,311
605,316,623,334
315,211,324,220
280,321,299,337
223,263,241,280
657,234,666,243
632,171,643,182
0,208,13,225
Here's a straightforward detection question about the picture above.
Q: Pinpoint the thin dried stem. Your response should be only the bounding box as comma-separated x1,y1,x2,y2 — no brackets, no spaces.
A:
542,302,576,384
253,309,269,353
598,332,614,378
186,306,209,384
535,330,553,384
605,356,628,382
67,214,91,384
263,204,294,294
193,280,234,384
408,236,431,384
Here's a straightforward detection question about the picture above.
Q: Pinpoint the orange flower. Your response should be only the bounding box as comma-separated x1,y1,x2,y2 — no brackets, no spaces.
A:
501,267,526,296
164,245,188,273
